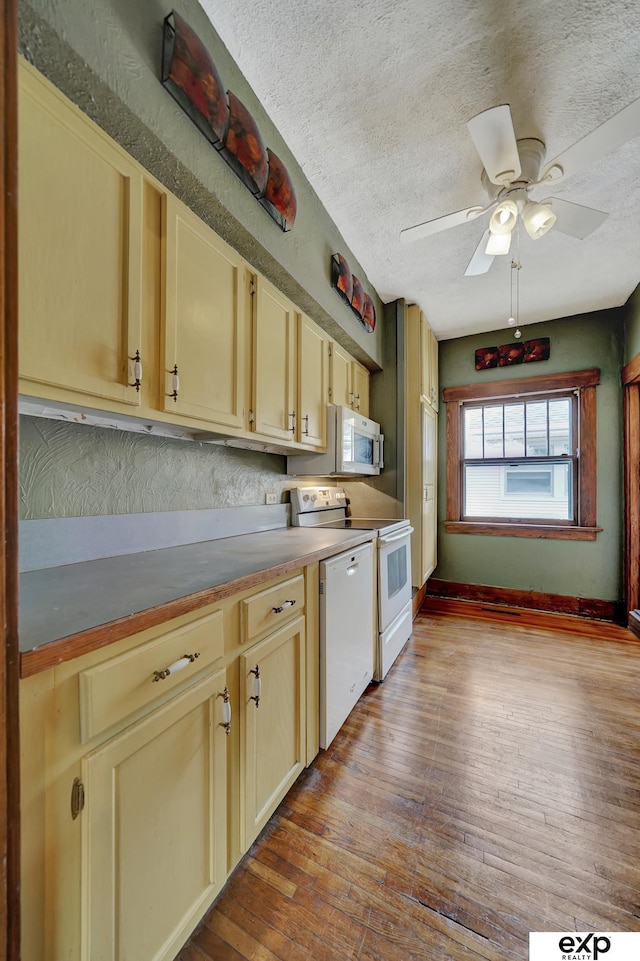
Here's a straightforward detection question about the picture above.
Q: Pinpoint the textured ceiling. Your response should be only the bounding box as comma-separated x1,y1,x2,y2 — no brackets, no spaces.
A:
199,0,640,340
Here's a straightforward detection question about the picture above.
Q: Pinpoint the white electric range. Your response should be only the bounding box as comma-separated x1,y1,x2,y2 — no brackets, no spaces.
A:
290,486,414,681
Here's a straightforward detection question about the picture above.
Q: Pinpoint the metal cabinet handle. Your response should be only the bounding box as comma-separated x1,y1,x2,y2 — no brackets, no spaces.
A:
272,599,296,614
168,364,179,402
152,651,199,682
249,665,261,708
303,414,310,435
288,411,296,433
354,393,360,410
219,686,231,735
129,349,143,392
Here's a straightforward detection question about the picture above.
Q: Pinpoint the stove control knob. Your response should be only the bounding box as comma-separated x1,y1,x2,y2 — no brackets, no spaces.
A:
303,494,310,502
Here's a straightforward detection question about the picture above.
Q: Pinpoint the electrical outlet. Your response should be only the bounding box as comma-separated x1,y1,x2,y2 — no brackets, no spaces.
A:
265,492,278,505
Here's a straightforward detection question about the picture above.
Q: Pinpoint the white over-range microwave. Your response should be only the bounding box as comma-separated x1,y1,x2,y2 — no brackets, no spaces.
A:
287,405,384,476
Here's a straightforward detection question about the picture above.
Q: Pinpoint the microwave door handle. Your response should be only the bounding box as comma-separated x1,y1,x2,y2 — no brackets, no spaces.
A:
378,526,414,545
377,434,384,469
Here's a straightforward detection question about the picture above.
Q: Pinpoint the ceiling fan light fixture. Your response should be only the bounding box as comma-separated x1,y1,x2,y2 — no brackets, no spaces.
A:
489,199,518,235
485,230,512,256
522,201,557,239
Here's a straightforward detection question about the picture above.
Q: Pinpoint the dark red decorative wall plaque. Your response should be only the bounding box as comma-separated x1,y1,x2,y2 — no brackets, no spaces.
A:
161,10,296,230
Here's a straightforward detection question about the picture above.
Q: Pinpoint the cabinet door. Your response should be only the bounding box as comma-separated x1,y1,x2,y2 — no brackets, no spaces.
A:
419,314,438,411
419,312,431,403
18,61,143,406
297,314,327,449
240,615,306,849
82,670,228,961
352,361,370,417
164,195,247,428
329,342,353,407
428,325,439,411
252,277,297,440
421,402,437,583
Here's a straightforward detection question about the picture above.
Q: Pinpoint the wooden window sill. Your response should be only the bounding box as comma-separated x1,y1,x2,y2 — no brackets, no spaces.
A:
444,521,602,541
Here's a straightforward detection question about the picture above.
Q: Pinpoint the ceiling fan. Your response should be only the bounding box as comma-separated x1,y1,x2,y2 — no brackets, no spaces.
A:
399,99,640,276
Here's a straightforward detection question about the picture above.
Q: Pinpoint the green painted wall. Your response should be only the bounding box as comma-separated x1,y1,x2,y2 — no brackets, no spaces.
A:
435,309,624,601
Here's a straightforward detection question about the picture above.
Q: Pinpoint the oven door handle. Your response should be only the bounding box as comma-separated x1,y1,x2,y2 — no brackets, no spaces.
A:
378,526,414,545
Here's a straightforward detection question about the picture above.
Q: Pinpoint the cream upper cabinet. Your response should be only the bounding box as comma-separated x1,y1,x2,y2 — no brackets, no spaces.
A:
417,308,439,411
352,360,370,416
329,342,370,417
252,276,297,441
163,194,247,429
240,614,306,850
297,314,327,449
83,670,228,961
329,341,353,407
18,59,144,407
427,324,439,411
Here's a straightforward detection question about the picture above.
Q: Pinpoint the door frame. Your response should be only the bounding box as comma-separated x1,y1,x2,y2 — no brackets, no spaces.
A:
1,0,21,955
622,354,640,617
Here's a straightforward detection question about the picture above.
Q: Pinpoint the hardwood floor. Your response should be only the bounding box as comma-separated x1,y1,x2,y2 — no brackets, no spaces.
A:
178,608,640,961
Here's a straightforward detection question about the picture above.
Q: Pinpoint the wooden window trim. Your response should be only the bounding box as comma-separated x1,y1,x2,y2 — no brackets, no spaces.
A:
444,369,601,540
443,368,600,403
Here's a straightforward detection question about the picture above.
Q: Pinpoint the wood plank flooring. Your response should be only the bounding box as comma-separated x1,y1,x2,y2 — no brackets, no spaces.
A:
178,608,640,961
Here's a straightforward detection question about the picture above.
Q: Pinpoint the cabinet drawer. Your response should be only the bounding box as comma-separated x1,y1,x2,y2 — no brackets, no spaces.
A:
241,575,305,644
79,609,224,741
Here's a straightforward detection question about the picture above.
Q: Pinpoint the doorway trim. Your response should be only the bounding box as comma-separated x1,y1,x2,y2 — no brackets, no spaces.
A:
1,0,21,954
622,354,640,618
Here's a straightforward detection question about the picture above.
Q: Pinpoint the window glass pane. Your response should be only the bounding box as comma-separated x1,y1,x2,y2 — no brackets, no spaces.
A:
483,406,504,458
505,468,552,494
525,401,548,456
464,461,572,520
549,398,572,454
504,403,525,457
464,407,483,458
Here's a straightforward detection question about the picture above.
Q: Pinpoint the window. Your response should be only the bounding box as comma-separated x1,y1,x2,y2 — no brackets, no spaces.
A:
443,368,602,540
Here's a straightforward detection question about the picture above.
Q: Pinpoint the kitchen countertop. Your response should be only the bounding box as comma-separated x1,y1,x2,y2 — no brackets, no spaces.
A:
20,525,376,677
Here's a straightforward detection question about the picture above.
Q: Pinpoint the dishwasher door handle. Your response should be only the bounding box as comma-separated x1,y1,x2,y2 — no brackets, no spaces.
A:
346,564,359,575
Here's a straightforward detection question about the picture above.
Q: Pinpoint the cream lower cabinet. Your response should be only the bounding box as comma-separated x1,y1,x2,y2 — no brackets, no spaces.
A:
21,570,318,960
240,614,306,848
21,605,229,961
406,305,438,588
82,670,228,961
419,401,438,584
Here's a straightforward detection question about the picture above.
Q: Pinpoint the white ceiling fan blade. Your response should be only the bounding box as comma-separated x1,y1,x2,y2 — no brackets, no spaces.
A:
464,229,495,276
399,205,486,245
544,197,608,239
542,97,640,184
467,105,522,186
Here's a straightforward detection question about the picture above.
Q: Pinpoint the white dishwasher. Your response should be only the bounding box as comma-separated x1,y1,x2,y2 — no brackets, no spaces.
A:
319,541,374,749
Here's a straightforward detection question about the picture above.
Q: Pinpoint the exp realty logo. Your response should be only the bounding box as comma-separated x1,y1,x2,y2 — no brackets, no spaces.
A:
530,932,640,961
